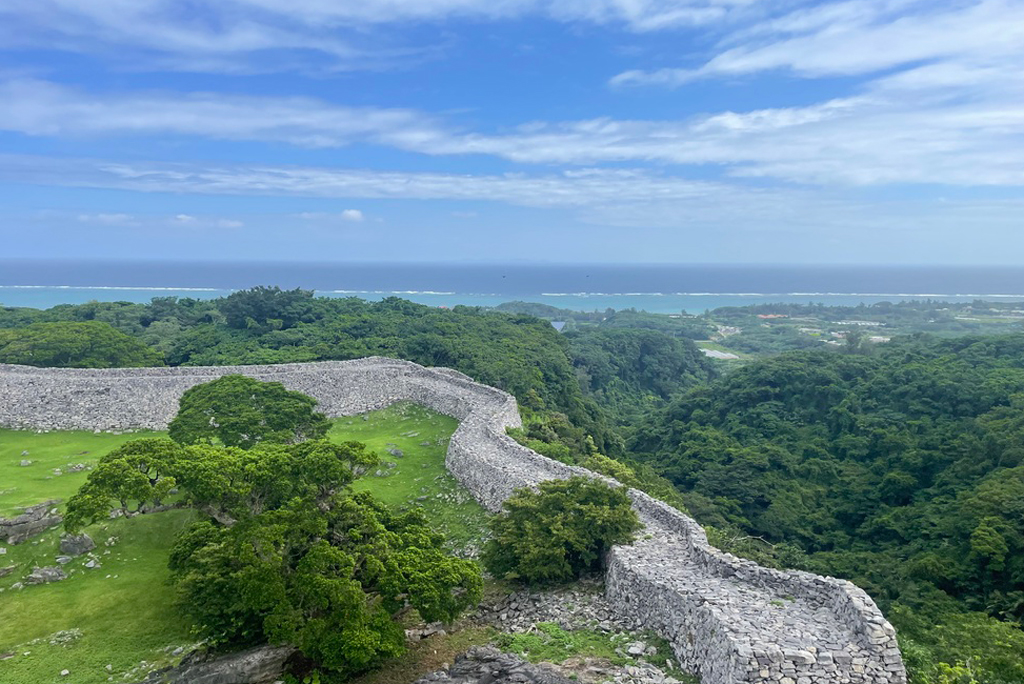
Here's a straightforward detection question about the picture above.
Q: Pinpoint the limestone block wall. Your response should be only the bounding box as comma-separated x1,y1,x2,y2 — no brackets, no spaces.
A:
0,359,905,684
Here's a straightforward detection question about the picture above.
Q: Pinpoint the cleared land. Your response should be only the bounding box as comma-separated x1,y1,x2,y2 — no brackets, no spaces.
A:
0,402,481,684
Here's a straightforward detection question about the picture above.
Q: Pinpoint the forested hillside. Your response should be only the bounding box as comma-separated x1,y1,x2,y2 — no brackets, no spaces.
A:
6,291,1024,681
630,334,1024,682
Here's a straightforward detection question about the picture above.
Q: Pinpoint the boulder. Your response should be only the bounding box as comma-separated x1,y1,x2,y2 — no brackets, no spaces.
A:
131,644,297,684
60,533,96,557
0,500,63,545
24,566,67,585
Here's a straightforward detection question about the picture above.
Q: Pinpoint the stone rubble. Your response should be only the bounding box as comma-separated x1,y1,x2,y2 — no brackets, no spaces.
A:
474,577,639,634
0,499,63,544
24,565,67,585
0,358,906,684
413,646,576,684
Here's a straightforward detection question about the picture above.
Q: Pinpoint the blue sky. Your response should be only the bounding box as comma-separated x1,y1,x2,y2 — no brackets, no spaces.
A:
0,0,1022,264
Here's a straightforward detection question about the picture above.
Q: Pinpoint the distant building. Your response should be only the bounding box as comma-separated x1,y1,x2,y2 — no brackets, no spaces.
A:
757,314,788,319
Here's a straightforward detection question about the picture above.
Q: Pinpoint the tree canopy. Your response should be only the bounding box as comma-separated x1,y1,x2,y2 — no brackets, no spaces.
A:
629,334,1024,683
483,477,641,584
168,375,331,449
0,320,163,368
65,380,481,677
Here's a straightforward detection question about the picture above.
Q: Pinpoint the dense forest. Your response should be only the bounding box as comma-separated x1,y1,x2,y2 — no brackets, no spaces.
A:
630,335,1024,682
3,291,1024,682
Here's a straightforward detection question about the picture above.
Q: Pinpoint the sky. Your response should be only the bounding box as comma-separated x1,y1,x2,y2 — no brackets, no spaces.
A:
0,0,1022,264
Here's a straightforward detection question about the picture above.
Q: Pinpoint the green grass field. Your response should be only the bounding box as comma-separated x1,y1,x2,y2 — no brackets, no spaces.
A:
339,403,488,553
0,430,160,517
0,402,484,684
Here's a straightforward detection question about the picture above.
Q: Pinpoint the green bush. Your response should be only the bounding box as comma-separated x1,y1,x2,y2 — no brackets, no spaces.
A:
482,477,641,584
168,375,331,449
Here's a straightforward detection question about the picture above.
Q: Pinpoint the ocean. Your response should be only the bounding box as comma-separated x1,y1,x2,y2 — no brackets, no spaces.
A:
2,261,1024,314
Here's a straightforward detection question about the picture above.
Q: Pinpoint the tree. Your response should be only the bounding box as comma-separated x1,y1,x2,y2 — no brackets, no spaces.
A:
218,286,317,331
0,321,163,368
170,494,481,676
168,375,330,449
66,437,481,677
483,477,641,584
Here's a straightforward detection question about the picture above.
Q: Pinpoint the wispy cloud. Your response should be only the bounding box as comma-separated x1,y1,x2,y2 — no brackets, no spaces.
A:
7,154,1024,238
611,0,1024,86
72,210,245,230
4,73,1022,187
0,0,752,73
0,79,448,148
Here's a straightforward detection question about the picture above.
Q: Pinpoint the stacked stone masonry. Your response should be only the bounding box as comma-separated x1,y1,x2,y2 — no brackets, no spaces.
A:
0,359,905,684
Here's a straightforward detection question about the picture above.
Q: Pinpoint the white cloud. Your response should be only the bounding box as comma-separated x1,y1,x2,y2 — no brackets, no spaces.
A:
341,209,365,222
8,154,1024,239
4,74,1024,187
67,211,244,230
612,0,1024,86
0,79,444,149
0,0,754,73
77,212,137,225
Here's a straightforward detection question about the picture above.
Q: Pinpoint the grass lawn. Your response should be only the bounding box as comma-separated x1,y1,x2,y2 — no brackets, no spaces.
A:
0,430,160,517
0,402,483,683
338,402,489,553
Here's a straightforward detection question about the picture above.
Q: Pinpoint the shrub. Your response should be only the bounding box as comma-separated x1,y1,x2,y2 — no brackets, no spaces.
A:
483,477,641,584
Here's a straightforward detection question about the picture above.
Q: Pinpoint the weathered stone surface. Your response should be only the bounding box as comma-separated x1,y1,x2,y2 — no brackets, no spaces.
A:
0,359,907,684
414,646,575,684
130,644,296,684
0,500,62,544
60,533,96,557
24,565,67,585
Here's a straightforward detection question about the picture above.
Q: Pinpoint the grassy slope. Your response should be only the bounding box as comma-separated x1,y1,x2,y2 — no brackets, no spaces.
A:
0,403,481,684
0,430,160,517
340,402,488,553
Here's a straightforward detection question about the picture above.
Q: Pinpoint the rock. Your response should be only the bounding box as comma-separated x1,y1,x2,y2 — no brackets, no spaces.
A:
55,556,73,565
0,500,63,545
387,448,404,458
130,644,296,684
0,565,16,577
85,559,101,569
60,533,96,557
627,642,647,656
24,566,68,585
412,646,575,684
0,546,7,555
19,460,32,467
61,669,70,676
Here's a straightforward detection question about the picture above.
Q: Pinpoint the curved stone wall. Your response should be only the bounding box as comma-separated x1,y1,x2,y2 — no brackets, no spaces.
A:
0,359,905,684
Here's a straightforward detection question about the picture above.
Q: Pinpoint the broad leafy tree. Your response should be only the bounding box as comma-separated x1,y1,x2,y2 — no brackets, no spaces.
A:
168,375,330,448
66,380,481,677
66,436,481,676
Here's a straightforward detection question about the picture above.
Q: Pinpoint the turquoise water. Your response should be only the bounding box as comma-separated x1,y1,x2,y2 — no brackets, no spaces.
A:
2,285,1022,314
3,262,1024,313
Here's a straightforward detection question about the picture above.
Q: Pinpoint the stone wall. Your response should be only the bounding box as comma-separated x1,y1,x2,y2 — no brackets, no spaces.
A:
0,359,905,684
